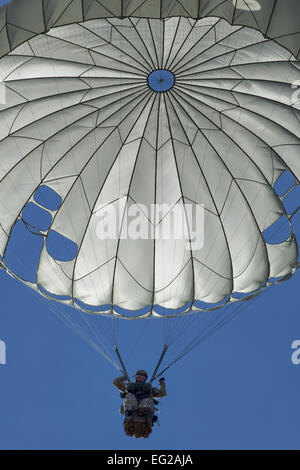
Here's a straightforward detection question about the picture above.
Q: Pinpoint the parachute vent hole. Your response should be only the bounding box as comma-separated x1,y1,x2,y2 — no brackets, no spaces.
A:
34,185,62,211
38,284,71,301
283,184,300,215
273,171,295,197
74,299,111,313
114,305,151,317
4,220,44,283
154,302,192,315
231,287,263,300
46,230,78,261
268,276,289,284
193,297,230,310
147,70,175,92
22,203,52,232
263,215,291,244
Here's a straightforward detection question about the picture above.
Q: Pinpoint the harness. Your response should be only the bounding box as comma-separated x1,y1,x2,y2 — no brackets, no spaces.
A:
120,381,160,425
126,381,152,401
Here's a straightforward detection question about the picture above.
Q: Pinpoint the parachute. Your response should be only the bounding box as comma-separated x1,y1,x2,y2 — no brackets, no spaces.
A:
0,0,299,374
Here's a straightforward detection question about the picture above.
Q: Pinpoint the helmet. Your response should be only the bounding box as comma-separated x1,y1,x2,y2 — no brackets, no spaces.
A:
135,370,148,379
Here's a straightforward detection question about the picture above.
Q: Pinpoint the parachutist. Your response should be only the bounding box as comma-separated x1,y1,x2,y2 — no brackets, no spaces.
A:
113,370,166,438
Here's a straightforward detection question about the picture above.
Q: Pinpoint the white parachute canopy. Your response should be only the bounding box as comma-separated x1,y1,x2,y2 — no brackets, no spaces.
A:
0,5,299,320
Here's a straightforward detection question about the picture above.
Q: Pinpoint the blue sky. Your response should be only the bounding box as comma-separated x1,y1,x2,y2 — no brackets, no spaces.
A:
0,258,299,449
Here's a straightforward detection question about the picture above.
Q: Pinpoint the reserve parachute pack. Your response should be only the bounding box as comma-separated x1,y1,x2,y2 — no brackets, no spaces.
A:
126,382,152,401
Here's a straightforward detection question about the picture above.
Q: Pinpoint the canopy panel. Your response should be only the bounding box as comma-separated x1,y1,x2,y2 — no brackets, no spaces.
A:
0,13,299,318
0,0,300,60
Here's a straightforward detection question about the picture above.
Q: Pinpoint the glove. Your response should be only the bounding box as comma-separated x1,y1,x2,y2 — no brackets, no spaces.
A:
159,377,165,382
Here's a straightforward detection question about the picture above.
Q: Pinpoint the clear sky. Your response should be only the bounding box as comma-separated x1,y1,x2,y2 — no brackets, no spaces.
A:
0,258,299,450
